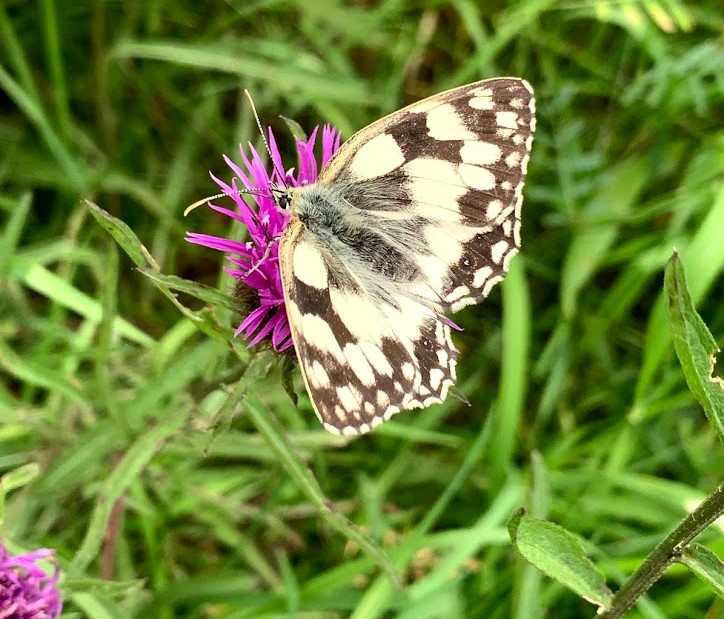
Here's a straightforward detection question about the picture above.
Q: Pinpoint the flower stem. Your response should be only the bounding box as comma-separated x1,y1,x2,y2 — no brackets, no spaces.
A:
600,482,724,618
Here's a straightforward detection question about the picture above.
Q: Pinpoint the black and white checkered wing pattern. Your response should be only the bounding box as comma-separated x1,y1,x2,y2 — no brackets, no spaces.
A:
320,77,535,311
280,78,535,434
280,224,458,436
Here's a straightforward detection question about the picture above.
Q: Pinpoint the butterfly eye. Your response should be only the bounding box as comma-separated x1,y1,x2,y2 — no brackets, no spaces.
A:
278,194,291,210
272,188,291,211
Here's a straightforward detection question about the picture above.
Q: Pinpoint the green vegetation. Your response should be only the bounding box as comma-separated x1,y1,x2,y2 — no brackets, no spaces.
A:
1,1,723,617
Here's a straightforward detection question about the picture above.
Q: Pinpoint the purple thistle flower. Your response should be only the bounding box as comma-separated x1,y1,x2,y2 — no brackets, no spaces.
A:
187,125,342,352
0,541,62,619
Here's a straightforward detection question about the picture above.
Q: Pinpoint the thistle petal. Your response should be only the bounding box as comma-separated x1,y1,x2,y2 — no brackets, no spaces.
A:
187,123,343,351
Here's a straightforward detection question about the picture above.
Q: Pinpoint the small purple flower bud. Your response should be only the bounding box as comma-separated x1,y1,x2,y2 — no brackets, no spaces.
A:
0,541,62,619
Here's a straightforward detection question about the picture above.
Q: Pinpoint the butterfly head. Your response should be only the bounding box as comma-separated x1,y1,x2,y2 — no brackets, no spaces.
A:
270,184,292,212
271,183,313,218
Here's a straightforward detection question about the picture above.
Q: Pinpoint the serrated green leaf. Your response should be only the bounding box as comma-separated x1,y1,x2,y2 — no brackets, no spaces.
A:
636,180,724,406
86,202,230,341
665,252,724,442
137,268,238,312
679,543,724,599
206,350,276,449
509,509,613,610
85,199,158,270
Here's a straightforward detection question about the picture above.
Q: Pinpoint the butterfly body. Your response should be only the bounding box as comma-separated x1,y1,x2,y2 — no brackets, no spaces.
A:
276,78,535,435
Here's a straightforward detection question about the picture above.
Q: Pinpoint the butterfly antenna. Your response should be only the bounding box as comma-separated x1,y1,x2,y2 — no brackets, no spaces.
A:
244,89,288,188
183,188,268,217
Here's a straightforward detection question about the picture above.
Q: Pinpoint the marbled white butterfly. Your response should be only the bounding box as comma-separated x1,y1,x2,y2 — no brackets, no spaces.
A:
274,78,535,435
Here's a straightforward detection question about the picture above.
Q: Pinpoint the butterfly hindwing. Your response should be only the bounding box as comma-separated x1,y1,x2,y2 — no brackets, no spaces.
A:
279,77,535,434
279,223,457,435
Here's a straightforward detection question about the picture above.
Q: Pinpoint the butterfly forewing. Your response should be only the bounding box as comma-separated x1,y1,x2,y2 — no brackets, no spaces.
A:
319,77,535,311
280,77,535,434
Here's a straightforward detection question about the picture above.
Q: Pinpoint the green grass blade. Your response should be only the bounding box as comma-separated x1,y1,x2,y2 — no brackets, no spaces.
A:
0,3,40,102
0,64,85,192
349,420,501,619
69,409,187,575
6,258,153,347
243,392,400,589
0,336,89,406
69,592,129,619
0,463,40,524
40,0,71,135
491,256,531,486
112,41,370,105
0,192,31,275
560,156,649,318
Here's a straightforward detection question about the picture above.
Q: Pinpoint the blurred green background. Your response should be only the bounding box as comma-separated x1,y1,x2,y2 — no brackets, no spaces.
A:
1,1,723,617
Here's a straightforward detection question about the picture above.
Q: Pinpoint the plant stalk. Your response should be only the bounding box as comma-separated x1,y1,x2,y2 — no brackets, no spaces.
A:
600,482,724,618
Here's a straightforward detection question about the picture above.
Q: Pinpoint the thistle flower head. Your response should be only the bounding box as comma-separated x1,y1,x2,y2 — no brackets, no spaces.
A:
186,125,341,351
0,541,62,619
